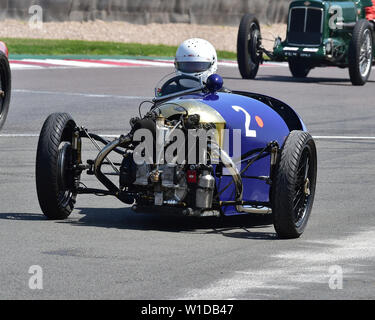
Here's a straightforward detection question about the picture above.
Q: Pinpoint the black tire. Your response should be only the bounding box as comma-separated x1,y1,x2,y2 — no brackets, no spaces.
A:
271,131,317,239
36,113,79,219
288,58,311,78
237,14,262,79
0,51,11,130
348,19,373,86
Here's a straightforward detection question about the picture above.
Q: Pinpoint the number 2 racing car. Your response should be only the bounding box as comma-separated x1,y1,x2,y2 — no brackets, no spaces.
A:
35,74,317,239
237,0,375,85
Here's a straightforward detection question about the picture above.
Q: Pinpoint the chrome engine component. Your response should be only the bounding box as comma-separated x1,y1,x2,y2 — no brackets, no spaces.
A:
154,192,163,206
132,161,188,206
160,164,188,203
164,200,179,205
122,114,219,213
134,163,150,186
161,164,176,188
183,207,220,217
196,170,215,209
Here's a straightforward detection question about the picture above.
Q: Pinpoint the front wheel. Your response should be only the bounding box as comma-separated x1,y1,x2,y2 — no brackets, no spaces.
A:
237,14,262,79
348,19,373,86
288,58,311,78
0,51,11,130
36,113,80,219
271,131,317,239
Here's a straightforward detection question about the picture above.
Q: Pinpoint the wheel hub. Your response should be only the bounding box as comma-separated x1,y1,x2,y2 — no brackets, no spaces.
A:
248,24,261,63
304,178,311,196
57,142,74,191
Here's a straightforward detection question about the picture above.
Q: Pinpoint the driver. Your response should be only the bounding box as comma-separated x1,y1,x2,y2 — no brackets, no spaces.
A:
156,38,220,97
174,38,218,83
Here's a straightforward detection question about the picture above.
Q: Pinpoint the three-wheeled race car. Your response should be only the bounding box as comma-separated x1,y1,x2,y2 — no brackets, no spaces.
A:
237,0,375,85
35,73,317,239
0,41,11,130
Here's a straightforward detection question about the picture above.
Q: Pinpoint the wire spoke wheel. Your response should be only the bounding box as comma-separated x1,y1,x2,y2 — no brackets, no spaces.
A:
272,131,317,239
359,29,372,78
349,19,373,86
293,149,312,227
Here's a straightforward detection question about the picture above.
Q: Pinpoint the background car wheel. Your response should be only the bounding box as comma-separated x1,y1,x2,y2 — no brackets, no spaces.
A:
288,58,311,78
237,14,262,79
271,131,317,239
0,51,11,131
36,113,79,220
349,19,373,86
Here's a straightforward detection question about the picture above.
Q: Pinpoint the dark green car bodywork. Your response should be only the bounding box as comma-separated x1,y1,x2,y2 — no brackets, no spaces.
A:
273,0,374,66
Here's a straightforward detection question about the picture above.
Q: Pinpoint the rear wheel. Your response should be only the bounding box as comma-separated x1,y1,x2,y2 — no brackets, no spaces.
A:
288,58,311,78
36,113,80,219
237,14,262,79
348,19,373,86
272,131,317,239
0,51,11,130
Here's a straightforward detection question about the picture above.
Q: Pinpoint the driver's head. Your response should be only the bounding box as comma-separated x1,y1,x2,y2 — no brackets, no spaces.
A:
174,38,218,82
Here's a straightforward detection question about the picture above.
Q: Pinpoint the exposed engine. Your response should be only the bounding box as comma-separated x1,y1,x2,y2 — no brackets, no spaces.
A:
119,109,219,216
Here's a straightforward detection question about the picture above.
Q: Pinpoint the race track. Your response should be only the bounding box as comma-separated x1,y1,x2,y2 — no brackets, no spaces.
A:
1,62,375,299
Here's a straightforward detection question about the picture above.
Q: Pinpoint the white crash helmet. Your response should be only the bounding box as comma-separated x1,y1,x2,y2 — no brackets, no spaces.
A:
175,38,218,82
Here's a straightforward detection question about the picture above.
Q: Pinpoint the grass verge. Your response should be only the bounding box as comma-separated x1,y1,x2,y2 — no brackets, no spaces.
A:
3,38,237,60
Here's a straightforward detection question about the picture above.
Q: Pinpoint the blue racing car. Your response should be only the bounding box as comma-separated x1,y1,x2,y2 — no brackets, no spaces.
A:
35,74,317,239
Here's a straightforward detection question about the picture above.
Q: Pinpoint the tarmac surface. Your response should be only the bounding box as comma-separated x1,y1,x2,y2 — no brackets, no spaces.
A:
1,63,375,299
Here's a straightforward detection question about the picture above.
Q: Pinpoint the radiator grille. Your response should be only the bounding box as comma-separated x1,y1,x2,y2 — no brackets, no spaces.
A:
288,7,323,46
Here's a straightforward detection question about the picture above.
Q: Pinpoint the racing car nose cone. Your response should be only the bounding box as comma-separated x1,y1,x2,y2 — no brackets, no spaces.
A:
206,74,223,93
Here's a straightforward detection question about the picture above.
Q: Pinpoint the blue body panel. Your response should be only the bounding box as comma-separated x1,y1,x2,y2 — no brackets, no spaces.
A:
176,91,306,216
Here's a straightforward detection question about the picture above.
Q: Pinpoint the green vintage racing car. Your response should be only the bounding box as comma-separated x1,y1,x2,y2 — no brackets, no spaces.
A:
237,0,375,85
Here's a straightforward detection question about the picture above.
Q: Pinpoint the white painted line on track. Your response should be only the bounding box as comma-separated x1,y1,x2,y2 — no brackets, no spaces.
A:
33,59,114,68
10,64,44,70
103,59,173,67
314,136,375,140
177,228,375,299
9,58,289,70
0,134,40,137
13,89,150,100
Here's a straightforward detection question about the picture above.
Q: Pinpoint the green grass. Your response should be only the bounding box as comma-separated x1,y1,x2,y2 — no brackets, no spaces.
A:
3,38,237,60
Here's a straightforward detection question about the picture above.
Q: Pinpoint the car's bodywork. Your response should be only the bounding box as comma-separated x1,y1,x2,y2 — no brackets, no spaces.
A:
154,89,306,216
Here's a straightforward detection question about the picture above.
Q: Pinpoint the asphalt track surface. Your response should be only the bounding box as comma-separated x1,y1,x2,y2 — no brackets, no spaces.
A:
1,64,375,300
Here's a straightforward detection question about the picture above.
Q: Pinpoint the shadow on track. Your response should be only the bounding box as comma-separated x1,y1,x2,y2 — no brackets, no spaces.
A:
66,207,276,240
0,208,277,240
